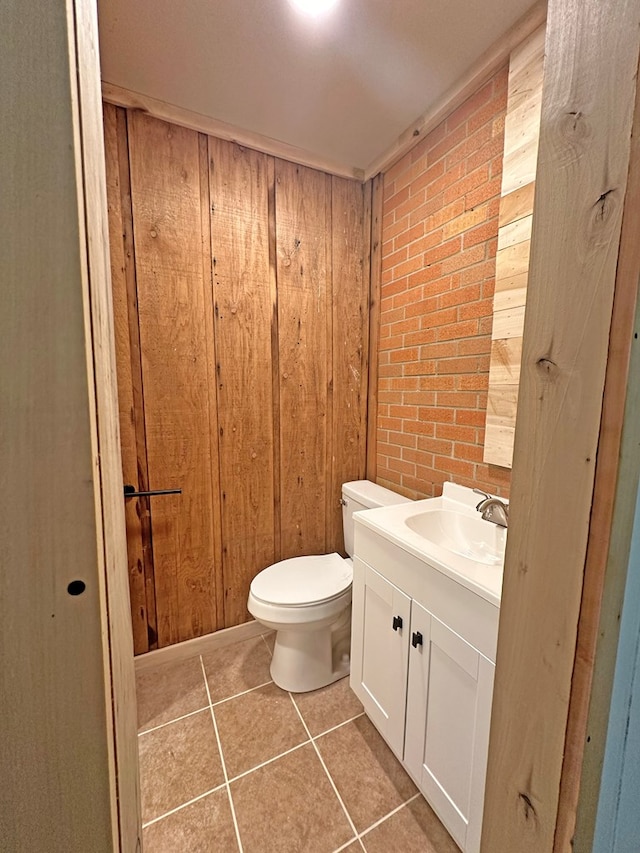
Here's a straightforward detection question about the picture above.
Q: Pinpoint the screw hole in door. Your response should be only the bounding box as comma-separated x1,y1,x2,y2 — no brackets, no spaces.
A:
67,580,86,596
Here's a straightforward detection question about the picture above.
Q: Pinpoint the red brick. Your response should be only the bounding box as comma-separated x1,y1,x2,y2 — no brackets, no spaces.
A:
446,78,495,132
436,423,476,443
424,236,462,267
383,243,410,268
465,176,502,209
440,284,481,309
443,165,490,206
436,391,478,408
468,93,508,133
455,410,486,427
458,374,489,391
433,456,475,479
409,159,446,195
436,319,479,342
457,337,491,356
458,299,493,321
387,430,418,448
394,222,425,251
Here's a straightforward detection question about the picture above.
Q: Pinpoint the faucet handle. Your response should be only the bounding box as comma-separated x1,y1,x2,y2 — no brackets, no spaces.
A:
473,488,490,500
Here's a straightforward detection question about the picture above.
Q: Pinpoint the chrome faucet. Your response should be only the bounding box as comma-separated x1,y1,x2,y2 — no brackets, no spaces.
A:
473,489,509,528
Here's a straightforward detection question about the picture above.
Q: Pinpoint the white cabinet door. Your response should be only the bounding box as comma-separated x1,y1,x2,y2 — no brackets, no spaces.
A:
405,601,495,853
350,559,411,757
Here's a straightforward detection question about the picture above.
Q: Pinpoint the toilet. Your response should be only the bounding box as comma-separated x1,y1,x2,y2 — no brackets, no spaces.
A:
247,480,411,692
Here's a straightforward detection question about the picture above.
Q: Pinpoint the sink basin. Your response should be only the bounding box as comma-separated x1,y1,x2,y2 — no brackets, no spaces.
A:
404,509,506,566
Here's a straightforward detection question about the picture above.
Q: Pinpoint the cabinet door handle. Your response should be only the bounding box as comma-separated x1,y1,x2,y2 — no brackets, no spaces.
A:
392,615,403,631
412,631,423,648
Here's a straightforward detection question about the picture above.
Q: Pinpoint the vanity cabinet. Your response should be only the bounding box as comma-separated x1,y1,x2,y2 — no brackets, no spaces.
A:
350,524,499,853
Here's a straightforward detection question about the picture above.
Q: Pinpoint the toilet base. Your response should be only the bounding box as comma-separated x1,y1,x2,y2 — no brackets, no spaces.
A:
270,606,351,693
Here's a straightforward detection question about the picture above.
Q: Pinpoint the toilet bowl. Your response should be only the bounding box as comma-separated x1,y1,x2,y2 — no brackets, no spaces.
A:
247,481,411,692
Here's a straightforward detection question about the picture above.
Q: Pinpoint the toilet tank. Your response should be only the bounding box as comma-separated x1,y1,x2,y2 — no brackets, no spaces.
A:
341,480,412,557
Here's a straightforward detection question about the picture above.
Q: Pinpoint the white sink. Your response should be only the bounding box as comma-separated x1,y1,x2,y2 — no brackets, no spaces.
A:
353,482,507,605
404,508,506,566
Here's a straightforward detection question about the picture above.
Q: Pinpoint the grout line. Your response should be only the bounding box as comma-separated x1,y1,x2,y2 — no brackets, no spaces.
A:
260,632,273,657
289,692,366,852
211,679,273,708
200,655,244,853
227,739,311,784
137,705,211,737
314,710,365,740
358,792,423,840
331,839,362,853
141,781,228,829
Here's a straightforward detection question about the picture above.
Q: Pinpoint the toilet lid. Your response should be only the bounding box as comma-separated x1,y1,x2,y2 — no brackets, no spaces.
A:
250,553,352,607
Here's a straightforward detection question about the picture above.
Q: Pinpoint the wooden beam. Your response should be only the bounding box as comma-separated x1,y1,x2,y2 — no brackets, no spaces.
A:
102,82,364,182
363,0,547,181
365,174,383,481
563,48,640,850
481,0,640,850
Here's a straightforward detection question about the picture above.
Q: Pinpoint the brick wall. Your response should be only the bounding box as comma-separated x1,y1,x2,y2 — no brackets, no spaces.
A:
376,66,511,500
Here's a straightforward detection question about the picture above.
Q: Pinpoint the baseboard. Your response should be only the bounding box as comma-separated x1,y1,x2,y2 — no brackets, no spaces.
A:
134,620,273,673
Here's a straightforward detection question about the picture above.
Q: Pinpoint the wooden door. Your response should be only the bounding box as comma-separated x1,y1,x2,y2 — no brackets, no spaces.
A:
350,559,411,756
405,601,494,853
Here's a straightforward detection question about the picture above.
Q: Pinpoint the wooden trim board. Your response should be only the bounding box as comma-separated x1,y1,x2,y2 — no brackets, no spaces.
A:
364,0,547,180
134,620,272,673
481,1,640,851
72,1,141,847
366,174,384,481
563,46,640,850
102,82,364,182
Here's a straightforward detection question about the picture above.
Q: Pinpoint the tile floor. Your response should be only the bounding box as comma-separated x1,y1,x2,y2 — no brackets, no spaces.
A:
136,633,460,853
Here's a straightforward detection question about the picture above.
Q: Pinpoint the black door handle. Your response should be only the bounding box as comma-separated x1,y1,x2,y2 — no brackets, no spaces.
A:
412,631,423,648
392,615,403,632
123,484,182,498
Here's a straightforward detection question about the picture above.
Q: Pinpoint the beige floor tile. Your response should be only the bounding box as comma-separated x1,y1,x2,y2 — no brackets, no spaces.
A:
231,742,353,852
316,716,417,833
202,635,273,703
215,682,308,778
361,796,460,853
136,656,208,732
292,675,363,736
340,843,363,852
139,709,225,823
143,788,238,853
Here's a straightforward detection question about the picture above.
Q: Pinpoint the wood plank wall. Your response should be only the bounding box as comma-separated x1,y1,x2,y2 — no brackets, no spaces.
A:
483,25,545,468
104,105,369,653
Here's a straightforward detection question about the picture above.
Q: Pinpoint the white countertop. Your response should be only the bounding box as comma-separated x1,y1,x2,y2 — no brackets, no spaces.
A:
354,482,505,607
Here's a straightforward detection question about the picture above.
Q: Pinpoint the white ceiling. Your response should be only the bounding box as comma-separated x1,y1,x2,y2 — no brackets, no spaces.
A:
98,0,536,173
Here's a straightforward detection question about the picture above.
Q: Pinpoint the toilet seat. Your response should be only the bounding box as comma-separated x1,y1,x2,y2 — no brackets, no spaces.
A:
250,553,352,607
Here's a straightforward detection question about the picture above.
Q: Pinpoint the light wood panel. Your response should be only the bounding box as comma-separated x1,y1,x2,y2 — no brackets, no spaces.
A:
128,113,219,646
481,1,640,850
276,160,331,557
484,24,545,468
329,176,368,550
209,139,276,625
